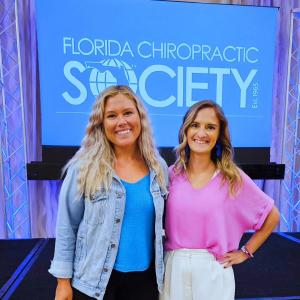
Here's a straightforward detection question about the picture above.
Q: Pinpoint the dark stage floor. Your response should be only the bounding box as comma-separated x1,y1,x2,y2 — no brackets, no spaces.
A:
0,233,299,300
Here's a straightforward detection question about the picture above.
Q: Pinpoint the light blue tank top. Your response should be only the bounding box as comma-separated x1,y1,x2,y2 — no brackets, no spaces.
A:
114,174,155,272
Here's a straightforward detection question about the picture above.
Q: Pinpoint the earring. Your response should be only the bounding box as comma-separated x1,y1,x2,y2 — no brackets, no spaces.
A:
185,146,190,158
215,141,222,158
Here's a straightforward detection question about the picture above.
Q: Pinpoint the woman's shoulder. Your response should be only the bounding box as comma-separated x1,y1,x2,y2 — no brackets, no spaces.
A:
169,164,175,174
61,160,84,186
64,160,81,176
233,167,266,196
168,164,184,181
155,155,167,174
237,168,254,185
155,155,169,181
157,155,168,169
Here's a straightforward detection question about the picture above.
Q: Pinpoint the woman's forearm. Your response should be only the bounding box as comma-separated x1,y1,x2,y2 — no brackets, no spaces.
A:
244,206,280,254
55,278,73,300
57,278,71,285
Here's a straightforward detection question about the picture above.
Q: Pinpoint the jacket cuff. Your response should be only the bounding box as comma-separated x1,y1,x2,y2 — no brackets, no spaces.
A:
48,260,73,278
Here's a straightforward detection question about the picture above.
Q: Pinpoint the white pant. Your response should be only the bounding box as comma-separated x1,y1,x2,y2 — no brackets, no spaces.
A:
160,249,235,300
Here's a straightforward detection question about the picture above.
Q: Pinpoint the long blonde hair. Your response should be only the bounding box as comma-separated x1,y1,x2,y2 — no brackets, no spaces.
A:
174,100,242,195
65,85,167,198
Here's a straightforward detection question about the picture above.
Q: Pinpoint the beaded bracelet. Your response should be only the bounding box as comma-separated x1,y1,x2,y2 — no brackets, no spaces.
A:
241,245,254,258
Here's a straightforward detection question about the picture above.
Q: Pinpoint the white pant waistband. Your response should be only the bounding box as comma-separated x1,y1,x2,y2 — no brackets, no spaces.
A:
166,249,216,260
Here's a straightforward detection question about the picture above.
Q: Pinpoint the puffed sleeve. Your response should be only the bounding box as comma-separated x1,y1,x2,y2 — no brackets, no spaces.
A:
48,163,84,278
233,170,274,231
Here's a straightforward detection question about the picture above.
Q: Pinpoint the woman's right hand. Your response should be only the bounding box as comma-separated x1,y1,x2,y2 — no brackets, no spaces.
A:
55,278,73,300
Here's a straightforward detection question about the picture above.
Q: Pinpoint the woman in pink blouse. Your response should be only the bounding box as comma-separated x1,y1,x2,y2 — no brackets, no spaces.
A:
161,100,280,300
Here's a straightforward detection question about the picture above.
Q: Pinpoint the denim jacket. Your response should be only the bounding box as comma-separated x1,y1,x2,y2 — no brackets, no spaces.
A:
49,160,168,300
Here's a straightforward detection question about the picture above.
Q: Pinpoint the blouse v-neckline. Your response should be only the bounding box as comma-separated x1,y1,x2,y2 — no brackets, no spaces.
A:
184,169,220,191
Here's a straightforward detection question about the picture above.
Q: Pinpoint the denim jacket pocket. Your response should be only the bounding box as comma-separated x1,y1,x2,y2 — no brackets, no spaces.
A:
85,192,108,226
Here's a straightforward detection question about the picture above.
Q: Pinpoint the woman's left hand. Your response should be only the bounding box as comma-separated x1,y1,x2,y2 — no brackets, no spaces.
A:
220,250,249,268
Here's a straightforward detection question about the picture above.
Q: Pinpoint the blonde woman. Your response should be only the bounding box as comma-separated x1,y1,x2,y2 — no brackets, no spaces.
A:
161,100,280,300
49,85,168,300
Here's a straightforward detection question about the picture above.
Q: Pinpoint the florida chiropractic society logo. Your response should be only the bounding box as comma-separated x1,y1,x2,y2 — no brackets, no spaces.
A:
87,59,138,95
62,37,259,109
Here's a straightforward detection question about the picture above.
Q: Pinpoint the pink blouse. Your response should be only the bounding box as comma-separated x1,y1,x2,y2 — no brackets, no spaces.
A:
164,166,274,259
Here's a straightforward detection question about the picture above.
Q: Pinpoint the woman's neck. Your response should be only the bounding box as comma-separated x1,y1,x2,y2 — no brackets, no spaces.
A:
114,146,148,182
114,145,141,162
186,154,217,189
187,153,216,175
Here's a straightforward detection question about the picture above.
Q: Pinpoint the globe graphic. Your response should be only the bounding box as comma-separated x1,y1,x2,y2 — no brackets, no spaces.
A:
87,58,138,96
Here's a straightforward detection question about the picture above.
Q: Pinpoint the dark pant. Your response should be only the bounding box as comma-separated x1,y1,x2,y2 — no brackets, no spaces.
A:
73,263,158,300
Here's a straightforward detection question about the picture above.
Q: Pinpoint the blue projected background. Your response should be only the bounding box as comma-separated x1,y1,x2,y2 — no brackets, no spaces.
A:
35,0,278,147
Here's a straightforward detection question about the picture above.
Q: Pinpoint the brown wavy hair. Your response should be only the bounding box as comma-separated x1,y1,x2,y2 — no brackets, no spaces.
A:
65,85,167,198
174,100,242,195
